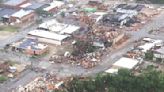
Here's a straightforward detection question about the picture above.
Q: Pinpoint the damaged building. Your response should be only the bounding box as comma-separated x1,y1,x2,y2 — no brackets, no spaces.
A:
101,13,139,27
101,4,145,27
7,38,48,55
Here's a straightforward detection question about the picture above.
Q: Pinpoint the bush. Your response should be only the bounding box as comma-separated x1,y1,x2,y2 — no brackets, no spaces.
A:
0,75,7,83
145,51,154,60
72,40,96,56
62,69,164,92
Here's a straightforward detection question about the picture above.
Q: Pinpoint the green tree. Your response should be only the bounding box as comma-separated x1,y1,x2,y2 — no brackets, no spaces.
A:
62,69,164,92
145,51,154,60
72,40,96,56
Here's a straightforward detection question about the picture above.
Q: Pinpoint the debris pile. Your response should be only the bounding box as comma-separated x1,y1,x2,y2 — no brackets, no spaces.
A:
0,61,26,80
17,73,64,92
49,50,103,69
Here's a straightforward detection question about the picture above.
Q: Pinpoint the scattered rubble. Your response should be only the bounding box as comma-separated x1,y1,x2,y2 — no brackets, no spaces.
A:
17,73,66,92
0,61,27,83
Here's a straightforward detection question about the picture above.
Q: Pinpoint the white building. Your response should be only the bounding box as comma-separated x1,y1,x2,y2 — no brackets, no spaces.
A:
38,19,80,35
43,1,64,12
105,57,140,74
28,30,70,45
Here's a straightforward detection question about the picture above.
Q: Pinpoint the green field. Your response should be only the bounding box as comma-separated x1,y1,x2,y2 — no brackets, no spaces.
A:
0,26,18,32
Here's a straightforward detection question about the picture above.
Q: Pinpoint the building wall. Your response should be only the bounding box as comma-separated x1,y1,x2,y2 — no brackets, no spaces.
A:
25,46,48,55
10,12,35,24
47,7,58,13
37,37,62,45
27,35,63,45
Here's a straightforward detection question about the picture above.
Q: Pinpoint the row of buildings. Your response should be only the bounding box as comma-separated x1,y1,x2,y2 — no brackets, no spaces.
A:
6,19,81,55
0,0,65,25
105,37,164,74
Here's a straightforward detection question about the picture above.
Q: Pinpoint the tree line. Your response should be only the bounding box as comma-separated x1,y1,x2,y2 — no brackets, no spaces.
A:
54,68,164,92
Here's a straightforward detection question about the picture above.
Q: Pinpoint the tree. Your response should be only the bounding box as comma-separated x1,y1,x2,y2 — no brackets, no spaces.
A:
0,75,7,83
62,69,164,92
145,51,154,60
72,40,96,56
36,8,53,17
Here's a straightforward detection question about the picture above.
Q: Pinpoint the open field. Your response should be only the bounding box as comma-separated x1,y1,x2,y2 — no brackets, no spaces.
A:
0,26,18,40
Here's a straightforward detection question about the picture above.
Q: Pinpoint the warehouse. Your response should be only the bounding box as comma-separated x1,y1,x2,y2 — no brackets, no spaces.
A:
38,19,80,35
28,30,70,45
60,25,80,35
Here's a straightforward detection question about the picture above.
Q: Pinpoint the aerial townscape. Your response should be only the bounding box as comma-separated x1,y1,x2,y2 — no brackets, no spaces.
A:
1,0,164,92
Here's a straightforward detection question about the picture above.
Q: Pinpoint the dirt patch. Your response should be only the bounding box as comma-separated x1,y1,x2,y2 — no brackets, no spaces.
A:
0,26,18,40
0,31,16,40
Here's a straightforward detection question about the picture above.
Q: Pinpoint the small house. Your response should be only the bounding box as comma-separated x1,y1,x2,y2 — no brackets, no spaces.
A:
10,9,35,25
0,8,17,23
9,38,48,55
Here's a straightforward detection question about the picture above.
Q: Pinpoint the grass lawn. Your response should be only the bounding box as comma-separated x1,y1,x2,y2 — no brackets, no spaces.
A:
0,26,18,32
0,75,8,83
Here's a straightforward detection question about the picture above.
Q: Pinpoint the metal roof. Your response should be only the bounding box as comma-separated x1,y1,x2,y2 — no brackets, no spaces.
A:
4,0,27,6
113,57,139,69
26,3,45,10
11,9,33,18
18,38,47,50
28,30,69,41
0,8,17,17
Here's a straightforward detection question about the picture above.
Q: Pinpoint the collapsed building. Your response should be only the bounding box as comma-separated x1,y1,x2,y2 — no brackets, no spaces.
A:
92,26,126,46
114,4,145,12
101,12,139,27
17,74,65,92
101,4,145,27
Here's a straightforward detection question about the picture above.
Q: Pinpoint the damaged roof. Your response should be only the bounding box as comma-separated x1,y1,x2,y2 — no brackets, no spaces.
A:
115,4,145,11
12,38,47,50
